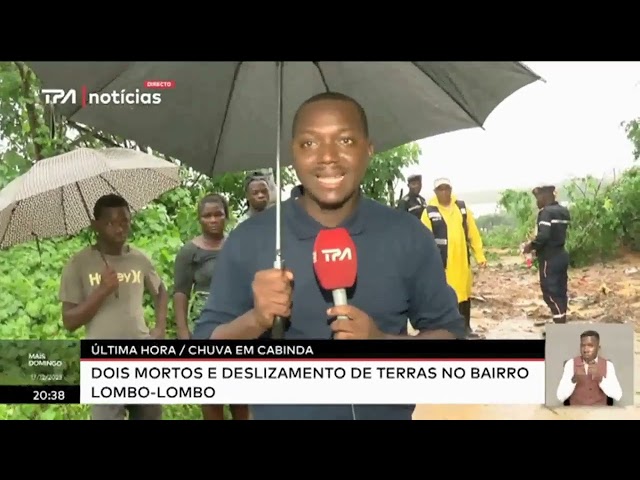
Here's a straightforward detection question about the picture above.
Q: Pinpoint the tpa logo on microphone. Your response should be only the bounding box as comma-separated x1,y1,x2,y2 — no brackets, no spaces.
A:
313,248,353,263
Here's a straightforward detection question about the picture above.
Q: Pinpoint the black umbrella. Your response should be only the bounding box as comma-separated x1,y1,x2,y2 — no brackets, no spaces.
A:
27,61,542,337
28,61,541,176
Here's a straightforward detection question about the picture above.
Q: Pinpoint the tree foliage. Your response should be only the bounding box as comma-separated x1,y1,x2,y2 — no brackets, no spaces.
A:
0,61,419,419
623,118,640,162
481,169,640,267
362,143,420,206
474,107,640,267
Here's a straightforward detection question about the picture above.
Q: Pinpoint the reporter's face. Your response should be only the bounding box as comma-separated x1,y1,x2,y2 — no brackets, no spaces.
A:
292,99,372,210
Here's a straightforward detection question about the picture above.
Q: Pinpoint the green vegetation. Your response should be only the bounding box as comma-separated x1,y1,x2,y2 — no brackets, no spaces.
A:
463,184,567,205
461,177,620,206
0,62,420,419
479,99,640,265
478,168,640,267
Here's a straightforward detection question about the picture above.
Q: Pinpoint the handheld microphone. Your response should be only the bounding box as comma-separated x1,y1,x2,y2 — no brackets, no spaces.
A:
312,228,358,323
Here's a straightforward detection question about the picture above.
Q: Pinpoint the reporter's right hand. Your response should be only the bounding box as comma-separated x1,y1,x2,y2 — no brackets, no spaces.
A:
99,265,120,295
252,268,293,330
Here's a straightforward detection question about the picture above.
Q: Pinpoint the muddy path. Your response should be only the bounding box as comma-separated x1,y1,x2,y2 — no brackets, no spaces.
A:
412,250,640,420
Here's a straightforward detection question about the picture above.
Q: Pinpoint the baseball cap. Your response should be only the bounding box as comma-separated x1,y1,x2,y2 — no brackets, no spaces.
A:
433,178,452,189
244,171,269,191
532,185,555,195
407,173,422,182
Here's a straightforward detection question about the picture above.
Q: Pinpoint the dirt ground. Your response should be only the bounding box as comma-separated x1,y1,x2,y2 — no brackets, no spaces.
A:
412,250,640,420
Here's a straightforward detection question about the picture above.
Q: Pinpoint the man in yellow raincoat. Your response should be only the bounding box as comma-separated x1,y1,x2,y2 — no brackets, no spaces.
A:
421,178,487,339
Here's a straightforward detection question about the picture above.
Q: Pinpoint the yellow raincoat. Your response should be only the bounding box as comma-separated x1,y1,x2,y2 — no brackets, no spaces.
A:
420,195,486,303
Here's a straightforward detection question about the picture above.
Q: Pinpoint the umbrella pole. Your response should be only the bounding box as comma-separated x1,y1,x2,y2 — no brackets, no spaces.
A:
271,61,286,340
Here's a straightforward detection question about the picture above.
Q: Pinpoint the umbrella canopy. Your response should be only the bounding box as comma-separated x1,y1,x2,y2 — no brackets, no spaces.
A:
27,61,541,176
0,147,181,249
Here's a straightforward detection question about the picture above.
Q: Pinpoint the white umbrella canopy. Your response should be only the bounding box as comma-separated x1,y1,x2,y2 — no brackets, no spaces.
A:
0,147,181,249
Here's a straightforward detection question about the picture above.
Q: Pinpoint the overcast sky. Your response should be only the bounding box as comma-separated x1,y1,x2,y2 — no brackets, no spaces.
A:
405,61,640,195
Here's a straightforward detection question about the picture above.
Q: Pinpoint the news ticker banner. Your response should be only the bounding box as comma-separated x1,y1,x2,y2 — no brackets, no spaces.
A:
79,340,546,405
0,340,80,403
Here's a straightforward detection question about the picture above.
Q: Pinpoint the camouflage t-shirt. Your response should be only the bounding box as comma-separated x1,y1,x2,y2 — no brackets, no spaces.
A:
58,246,162,339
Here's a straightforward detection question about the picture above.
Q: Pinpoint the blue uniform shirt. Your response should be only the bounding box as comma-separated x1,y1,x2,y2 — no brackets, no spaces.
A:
193,195,465,420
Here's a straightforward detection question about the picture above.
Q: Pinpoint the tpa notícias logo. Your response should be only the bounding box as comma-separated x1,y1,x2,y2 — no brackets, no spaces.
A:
42,87,163,107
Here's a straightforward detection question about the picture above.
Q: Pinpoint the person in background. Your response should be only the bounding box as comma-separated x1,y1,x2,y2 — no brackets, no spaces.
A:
556,330,622,406
193,91,464,420
396,173,426,219
523,185,571,324
59,194,168,420
256,168,278,209
237,172,271,224
421,178,487,339
173,193,249,420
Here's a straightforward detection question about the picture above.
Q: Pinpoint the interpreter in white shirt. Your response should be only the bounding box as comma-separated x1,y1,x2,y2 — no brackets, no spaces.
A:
556,330,623,406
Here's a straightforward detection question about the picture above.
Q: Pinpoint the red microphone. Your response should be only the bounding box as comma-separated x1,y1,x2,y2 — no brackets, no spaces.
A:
313,228,358,321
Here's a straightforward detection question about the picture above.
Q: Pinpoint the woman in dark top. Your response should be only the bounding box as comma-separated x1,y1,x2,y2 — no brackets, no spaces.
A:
173,193,249,420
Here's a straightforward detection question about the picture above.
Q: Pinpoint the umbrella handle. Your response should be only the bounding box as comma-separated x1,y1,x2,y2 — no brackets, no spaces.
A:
271,257,288,339
272,317,286,339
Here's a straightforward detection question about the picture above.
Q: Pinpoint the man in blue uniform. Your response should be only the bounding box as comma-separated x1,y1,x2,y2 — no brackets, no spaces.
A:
396,173,426,219
523,185,571,324
193,91,464,420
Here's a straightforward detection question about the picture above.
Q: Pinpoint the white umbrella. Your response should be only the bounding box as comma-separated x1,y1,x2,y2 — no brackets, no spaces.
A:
0,147,181,249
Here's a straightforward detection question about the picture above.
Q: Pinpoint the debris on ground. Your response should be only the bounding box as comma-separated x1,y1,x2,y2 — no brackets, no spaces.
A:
470,250,640,336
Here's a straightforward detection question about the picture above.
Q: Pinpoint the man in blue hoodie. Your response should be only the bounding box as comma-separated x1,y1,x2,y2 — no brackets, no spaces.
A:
193,92,464,420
